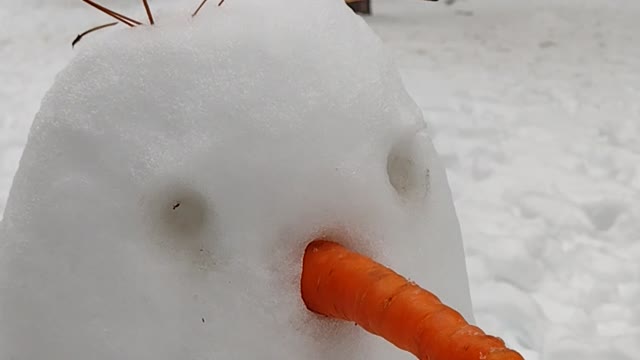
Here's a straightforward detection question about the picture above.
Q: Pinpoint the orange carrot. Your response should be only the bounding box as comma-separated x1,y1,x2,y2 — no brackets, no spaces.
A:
301,239,525,360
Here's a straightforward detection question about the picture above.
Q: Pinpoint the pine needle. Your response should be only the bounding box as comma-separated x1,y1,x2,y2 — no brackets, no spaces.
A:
72,22,118,48
82,0,143,27
192,0,208,17
192,0,225,17
142,0,155,25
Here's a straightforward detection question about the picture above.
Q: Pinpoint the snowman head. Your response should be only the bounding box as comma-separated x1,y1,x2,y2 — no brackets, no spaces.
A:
0,0,476,359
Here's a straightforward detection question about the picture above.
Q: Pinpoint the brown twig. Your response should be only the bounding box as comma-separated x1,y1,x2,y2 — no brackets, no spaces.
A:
82,0,143,26
72,22,118,48
191,0,208,17
142,0,155,25
192,0,225,17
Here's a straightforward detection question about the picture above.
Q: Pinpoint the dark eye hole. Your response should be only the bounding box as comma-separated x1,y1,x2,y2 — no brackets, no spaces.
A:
164,189,207,236
144,181,209,250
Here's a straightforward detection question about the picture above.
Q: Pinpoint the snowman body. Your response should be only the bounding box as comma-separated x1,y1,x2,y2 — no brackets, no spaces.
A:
0,1,473,358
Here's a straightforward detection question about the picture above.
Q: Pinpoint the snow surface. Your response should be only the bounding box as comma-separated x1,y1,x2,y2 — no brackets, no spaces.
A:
1,0,474,359
1,0,638,359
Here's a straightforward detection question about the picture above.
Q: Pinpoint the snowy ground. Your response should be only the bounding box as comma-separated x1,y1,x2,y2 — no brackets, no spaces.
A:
1,0,638,359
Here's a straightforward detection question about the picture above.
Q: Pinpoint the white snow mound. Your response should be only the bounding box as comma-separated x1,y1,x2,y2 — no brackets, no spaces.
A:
0,0,473,358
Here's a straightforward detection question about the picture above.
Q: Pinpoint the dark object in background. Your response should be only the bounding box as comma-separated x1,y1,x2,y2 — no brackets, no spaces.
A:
348,0,371,15
347,0,439,16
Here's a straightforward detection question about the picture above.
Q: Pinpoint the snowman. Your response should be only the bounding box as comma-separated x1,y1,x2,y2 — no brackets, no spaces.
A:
0,0,522,359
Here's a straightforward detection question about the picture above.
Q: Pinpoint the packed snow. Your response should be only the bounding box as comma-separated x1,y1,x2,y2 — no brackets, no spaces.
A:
1,0,638,359
1,0,474,359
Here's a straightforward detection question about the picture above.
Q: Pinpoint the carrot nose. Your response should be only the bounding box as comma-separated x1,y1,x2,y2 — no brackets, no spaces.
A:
300,239,525,360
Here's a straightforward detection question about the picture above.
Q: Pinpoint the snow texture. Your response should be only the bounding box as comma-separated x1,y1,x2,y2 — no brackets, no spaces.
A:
0,0,473,359
1,0,639,359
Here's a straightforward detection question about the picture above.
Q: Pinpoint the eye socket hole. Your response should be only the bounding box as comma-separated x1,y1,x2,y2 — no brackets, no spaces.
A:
163,189,207,237
145,182,209,249
387,133,430,201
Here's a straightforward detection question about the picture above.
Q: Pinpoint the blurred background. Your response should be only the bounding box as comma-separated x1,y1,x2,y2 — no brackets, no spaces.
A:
1,0,638,359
